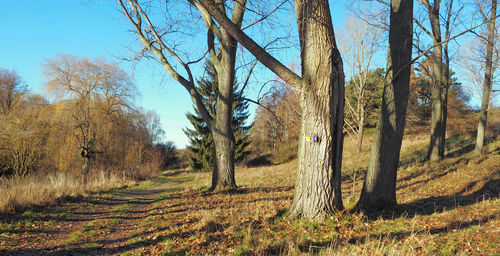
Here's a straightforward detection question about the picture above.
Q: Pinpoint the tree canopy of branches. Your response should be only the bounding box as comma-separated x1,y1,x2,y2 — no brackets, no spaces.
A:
0,97,53,177
44,54,137,173
0,69,27,115
0,58,164,179
251,82,301,164
118,0,252,191
339,11,384,153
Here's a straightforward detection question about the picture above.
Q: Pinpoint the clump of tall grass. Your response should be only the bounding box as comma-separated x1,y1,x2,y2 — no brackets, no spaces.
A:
0,166,158,214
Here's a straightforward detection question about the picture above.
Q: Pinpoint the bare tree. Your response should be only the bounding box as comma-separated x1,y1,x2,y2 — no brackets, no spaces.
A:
118,0,252,190
44,54,136,173
474,0,497,155
338,13,383,154
0,98,52,177
356,0,414,211
0,69,27,115
414,0,463,161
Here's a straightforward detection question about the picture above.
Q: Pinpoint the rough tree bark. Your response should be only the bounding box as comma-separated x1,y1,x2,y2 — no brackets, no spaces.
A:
475,0,497,155
357,0,413,211
201,0,246,190
288,0,345,219
199,0,345,219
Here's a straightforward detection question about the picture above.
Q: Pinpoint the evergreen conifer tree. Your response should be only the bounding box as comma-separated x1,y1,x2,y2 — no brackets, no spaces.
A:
183,60,251,172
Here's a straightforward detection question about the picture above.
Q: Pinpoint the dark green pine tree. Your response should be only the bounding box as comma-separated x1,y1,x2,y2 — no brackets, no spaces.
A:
233,87,252,163
183,60,252,172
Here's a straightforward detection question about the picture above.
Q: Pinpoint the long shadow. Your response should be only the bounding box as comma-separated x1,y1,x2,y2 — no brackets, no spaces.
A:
0,215,197,255
397,132,499,170
228,186,294,194
361,175,500,220
395,156,471,191
399,147,428,168
161,169,193,177
445,134,498,158
290,211,498,254
400,177,500,216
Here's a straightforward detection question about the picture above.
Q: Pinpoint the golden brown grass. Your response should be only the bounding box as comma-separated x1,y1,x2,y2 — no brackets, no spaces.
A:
1,123,499,255
0,168,152,214
113,130,499,255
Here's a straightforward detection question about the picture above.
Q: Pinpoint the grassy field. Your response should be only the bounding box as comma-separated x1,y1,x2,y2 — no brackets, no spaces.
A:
0,129,499,255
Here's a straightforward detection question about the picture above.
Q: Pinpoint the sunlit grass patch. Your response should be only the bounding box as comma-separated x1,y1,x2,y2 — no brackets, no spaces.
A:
82,242,101,249
0,169,138,214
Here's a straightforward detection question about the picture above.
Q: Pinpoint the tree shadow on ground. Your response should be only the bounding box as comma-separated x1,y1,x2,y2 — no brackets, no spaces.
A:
361,174,500,221
284,173,499,254
398,132,499,169
0,224,192,255
395,156,472,192
444,134,498,158
289,211,498,255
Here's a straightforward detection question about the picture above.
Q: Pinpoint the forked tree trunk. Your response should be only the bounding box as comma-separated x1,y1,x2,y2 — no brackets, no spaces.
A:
288,0,345,219
475,0,497,156
118,0,242,191
357,0,413,211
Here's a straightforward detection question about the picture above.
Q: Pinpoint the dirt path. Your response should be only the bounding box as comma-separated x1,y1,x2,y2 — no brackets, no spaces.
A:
0,184,173,255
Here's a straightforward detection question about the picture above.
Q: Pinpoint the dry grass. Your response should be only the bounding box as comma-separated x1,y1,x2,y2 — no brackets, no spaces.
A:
0,168,150,214
1,124,499,255
112,130,499,255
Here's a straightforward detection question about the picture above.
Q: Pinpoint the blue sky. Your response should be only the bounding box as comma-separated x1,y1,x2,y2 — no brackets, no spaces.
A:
0,0,349,149
3,1,499,149
3,1,496,149
0,0,196,148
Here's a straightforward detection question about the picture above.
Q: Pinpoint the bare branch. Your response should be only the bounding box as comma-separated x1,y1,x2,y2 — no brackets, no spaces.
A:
198,0,303,88
241,0,288,30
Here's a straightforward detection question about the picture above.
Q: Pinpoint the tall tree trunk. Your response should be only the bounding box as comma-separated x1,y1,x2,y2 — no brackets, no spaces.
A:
357,0,413,211
440,65,449,157
288,0,345,220
426,1,445,161
475,0,497,155
208,0,245,191
210,63,236,190
440,0,454,158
